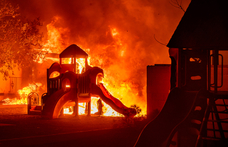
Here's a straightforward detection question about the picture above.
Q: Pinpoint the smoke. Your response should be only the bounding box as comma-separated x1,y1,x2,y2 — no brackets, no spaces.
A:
8,0,191,113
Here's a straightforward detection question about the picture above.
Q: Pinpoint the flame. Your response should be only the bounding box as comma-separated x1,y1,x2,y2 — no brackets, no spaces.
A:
3,0,192,118
78,103,86,114
63,97,122,116
63,102,86,115
35,16,69,64
62,58,72,64
76,58,85,74
110,27,126,57
44,16,69,54
111,28,119,36
65,85,70,88
60,57,85,74
63,106,74,115
43,19,146,117
49,71,60,78
21,17,146,117
90,97,121,116
2,83,42,105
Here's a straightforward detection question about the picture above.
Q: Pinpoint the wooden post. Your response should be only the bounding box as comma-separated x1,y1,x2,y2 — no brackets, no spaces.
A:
87,101,91,116
74,97,78,117
27,94,31,115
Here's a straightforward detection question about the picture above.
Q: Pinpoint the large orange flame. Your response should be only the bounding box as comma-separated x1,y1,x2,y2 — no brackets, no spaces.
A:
2,16,146,117
2,83,42,105
46,17,146,117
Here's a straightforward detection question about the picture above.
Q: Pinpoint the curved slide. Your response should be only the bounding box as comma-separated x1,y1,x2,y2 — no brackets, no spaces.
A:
90,83,137,117
42,89,77,118
42,83,136,118
134,88,199,147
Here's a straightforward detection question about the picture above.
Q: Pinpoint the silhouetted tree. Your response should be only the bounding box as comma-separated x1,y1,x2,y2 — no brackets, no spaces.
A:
0,0,43,79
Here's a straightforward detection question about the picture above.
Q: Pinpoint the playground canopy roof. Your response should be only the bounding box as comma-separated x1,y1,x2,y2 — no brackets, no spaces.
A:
60,44,88,58
167,0,228,50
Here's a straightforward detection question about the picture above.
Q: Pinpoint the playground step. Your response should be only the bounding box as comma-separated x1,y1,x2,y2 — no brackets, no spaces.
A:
28,110,42,115
30,105,42,111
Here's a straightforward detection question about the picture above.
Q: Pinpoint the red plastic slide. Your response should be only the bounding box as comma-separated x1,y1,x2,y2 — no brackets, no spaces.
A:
91,83,136,117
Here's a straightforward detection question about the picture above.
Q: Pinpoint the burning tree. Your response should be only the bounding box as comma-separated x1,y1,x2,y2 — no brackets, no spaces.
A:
0,0,43,79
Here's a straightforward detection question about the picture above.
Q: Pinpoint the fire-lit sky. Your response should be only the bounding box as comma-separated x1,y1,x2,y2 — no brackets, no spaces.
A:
8,0,191,115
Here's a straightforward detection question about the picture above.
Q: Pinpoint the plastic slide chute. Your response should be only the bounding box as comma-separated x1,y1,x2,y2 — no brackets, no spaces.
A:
90,83,136,117
42,89,77,119
42,83,136,118
134,88,200,147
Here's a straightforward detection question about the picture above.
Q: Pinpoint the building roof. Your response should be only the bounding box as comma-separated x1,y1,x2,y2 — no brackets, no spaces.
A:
167,0,228,49
60,44,88,58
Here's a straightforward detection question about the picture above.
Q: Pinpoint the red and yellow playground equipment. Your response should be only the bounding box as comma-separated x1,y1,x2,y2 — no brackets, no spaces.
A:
28,44,136,118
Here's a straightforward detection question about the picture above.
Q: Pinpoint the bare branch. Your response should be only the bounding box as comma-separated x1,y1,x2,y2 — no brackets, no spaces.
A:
154,34,167,46
169,0,186,12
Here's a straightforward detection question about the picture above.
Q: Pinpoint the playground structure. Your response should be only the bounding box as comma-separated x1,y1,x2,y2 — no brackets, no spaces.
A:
28,44,136,118
135,0,228,146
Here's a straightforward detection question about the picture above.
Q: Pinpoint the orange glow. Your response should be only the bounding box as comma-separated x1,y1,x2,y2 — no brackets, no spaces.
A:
62,58,72,64
43,16,69,54
111,28,119,36
90,97,121,116
62,97,122,116
110,27,126,57
36,16,69,63
2,83,42,105
49,71,60,78
63,106,74,115
78,103,86,114
76,58,85,74
2,0,194,118
63,102,86,115
65,85,70,88
100,76,146,117
36,18,146,117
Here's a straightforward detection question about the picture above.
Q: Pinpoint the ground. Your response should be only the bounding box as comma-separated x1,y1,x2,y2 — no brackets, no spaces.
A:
0,105,147,147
